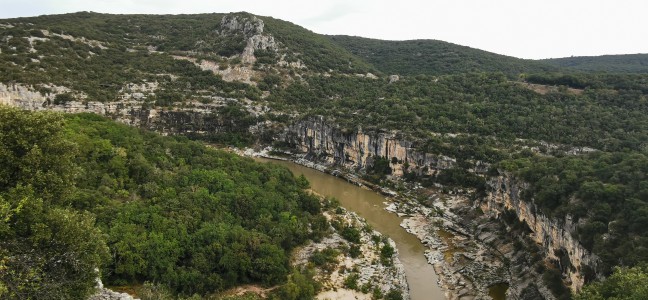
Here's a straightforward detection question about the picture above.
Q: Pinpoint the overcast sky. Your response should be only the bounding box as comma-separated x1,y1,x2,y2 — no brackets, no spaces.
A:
1,0,646,59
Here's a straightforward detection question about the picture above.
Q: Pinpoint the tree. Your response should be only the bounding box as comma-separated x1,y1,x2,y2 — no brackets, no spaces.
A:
0,186,108,299
0,107,77,205
381,243,395,265
385,289,404,300
276,268,318,300
575,265,648,300
0,107,108,299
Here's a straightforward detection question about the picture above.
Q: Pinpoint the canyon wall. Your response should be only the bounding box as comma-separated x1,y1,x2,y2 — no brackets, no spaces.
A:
281,117,600,294
2,83,599,295
481,175,599,291
280,116,457,176
0,83,251,136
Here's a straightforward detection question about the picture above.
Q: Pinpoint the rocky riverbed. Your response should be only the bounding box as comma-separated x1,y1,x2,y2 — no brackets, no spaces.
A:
237,146,558,300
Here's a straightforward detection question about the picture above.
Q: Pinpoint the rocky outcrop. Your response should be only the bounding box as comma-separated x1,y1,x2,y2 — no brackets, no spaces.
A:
173,14,283,84
0,83,255,136
171,55,258,84
481,175,599,291
210,63,257,84
281,117,456,176
293,209,410,300
0,82,147,124
89,278,137,300
220,14,265,37
118,82,158,101
0,83,70,108
41,29,108,49
220,14,278,64
89,290,135,300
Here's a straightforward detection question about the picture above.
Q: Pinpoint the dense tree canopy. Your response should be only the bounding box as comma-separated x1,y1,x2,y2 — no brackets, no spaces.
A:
0,107,108,299
3,11,648,299
329,35,557,76
0,107,328,298
575,265,648,300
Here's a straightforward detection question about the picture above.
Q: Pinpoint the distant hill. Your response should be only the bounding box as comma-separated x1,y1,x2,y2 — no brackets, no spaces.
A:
259,16,376,73
0,12,375,102
329,35,558,76
542,53,648,73
2,11,373,73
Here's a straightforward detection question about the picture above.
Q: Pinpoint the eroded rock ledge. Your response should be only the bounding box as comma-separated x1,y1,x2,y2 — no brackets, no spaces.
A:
481,175,600,291
281,116,459,176
275,118,600,295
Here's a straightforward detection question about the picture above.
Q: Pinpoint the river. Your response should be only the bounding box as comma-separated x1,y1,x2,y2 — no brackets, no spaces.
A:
256,158,445,300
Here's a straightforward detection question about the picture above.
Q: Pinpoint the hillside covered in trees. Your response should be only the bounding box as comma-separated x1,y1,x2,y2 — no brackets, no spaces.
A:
0,107,326,299
543,53,648,74
2,11,648,300
329,35,558,76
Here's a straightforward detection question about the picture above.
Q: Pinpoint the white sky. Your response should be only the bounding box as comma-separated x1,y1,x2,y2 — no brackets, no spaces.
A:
1,0,647,59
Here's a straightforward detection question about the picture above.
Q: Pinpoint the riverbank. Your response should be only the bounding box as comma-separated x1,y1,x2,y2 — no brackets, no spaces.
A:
292,208,410,300
235,146,548,300
251,153,442,299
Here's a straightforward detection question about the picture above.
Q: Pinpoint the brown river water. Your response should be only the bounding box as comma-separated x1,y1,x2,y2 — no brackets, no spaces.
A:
256,158,445,300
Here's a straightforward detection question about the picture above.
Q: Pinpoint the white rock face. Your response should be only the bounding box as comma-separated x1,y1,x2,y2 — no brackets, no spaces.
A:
0,82,274,140
119,82,158,100
482,175,600,292
282,117,458,176
0,83,72,109
171,55,257,84
220,14,265,36
220,14,278,65
0,82,142,118
88,288,137,300
88,278,138,300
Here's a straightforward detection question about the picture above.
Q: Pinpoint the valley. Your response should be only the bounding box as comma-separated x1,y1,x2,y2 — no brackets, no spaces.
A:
1,10,648,300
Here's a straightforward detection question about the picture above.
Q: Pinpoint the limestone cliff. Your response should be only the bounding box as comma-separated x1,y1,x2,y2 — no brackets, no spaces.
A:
281,117,456,176
481,174,599,291
0,83,254,136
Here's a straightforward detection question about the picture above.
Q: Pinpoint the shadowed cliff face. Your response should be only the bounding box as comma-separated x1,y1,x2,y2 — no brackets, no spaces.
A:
482,175,600,292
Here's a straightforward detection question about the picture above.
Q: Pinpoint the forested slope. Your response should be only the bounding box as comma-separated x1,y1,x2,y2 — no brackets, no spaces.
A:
329,35,557,76
2,11,648,299
0,107,325,298
543,54,648,73
0,12,373,103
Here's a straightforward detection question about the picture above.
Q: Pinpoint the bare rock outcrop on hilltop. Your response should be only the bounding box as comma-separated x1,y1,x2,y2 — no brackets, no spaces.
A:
220,14,278,64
